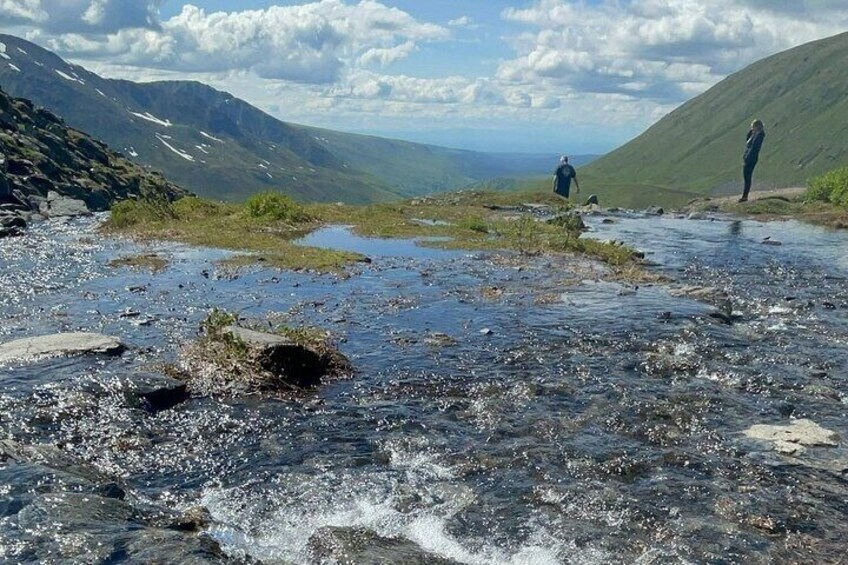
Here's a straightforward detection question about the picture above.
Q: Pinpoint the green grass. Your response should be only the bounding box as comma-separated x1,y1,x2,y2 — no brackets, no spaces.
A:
106,190,646,273
104,195,363,271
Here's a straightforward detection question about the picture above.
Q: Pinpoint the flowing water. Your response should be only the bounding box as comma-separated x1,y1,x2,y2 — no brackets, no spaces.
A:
1,212,847,564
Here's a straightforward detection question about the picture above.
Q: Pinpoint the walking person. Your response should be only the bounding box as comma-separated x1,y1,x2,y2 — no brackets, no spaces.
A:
553,155,579,199
739,119,765,202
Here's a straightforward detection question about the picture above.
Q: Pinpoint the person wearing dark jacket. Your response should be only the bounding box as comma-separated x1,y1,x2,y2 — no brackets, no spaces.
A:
739,119,765,202
553,156,579,199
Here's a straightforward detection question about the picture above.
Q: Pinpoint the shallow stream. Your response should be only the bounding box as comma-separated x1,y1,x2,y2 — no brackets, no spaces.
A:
1,211,847,564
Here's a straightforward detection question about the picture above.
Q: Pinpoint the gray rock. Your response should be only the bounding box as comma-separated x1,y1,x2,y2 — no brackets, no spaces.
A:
744,419,839,455
645,205,664,215
309,526,462,565
670,285,733,320
584,194,599,206
0,332,125,363
43,190,91,217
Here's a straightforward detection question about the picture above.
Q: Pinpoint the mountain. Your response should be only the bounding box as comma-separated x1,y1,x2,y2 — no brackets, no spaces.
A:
0,85,186,236
583,31,848,203
0,34,561,204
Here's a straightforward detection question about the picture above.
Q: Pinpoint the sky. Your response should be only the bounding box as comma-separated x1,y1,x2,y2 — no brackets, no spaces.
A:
1,1,847,154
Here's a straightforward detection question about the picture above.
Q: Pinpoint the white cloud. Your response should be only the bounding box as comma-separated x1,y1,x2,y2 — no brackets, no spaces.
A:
33,1,449,84
0,0,47,23
499,0,848,101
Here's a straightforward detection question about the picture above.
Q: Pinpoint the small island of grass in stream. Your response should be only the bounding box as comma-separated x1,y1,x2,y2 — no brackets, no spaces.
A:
104,190,643,274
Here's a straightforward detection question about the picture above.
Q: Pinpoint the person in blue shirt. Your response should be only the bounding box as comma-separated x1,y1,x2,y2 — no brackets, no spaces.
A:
553,155,579,199
739,119,765,202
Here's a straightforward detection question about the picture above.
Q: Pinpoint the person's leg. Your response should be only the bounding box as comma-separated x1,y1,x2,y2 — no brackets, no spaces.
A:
562,178,571,199
741,162,755,201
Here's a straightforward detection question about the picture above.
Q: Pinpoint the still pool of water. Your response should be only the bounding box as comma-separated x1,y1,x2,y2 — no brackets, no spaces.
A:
1,212,847,563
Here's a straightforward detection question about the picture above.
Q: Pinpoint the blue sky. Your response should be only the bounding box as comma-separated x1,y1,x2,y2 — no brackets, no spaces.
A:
2,1,847,154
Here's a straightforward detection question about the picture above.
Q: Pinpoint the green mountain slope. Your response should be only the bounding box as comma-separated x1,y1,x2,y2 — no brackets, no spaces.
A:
584,31,848,205
0,34,564,204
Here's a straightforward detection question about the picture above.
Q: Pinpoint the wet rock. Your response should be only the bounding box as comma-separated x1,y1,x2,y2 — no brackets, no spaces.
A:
645,205,664,215
744,419,839,455
479,327,494,335
308,526,462,565
182,324,352,394
123,372,190,413
761,238,782,246
584,194,599,206
0,211,26,237
125,529,229,564
424,332,457,347
0,332,125,363
670,285,733,319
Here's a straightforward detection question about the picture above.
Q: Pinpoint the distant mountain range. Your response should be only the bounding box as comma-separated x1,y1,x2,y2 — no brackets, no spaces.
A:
0,34,570,204
584,31,848,204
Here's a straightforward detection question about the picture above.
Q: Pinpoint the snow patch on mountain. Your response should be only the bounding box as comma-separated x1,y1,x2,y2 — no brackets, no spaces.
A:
130,111,172,127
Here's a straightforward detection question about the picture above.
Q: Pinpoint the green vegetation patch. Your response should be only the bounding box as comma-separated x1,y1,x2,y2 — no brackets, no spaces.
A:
104,194,363,272
311,189,641,268
805,166,848,208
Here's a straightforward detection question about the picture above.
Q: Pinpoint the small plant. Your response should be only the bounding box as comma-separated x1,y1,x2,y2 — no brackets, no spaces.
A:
199,309,249,361
459,216,489,233
805,166,848,207
504,215,542,254
245,191,312,223
107,195,176,228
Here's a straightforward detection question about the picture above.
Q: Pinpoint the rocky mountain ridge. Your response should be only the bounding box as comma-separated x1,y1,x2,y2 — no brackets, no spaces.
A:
0,86,187,237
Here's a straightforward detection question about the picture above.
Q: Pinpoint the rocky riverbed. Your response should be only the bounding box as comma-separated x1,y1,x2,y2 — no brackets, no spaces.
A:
1,210,847,563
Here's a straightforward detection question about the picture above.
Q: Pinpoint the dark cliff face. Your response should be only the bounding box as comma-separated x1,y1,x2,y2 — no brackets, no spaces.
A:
0,86,188,216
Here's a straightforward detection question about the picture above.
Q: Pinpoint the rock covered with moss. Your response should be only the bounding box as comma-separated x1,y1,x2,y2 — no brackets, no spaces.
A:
0,85,187,236
178,311,352,396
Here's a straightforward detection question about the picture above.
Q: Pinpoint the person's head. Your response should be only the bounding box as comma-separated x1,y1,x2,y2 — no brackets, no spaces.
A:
560,155,569,164
751,119,764,132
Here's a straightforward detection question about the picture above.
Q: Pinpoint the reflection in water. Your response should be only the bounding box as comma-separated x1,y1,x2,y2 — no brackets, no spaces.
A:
1,214,848,563
728,219,742,236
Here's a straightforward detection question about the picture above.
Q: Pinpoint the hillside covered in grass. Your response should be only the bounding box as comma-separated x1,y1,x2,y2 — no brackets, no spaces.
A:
582,31,848,206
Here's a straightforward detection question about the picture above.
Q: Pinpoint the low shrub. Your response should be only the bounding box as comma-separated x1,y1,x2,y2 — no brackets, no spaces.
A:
245,192,312,223
805,166,848,207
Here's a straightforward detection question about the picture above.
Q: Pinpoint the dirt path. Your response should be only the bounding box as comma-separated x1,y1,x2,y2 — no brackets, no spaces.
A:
677,187,805,213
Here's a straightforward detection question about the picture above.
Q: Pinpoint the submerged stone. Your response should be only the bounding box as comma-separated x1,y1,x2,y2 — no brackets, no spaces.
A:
123,372,190,413
0,332,125,363
309,526,462,565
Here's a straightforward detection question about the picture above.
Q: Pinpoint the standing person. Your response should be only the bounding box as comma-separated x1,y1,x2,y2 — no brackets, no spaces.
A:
553,155,579,199
739,119,765,202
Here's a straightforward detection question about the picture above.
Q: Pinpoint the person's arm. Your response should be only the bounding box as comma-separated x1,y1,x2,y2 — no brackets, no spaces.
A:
573,172,580,192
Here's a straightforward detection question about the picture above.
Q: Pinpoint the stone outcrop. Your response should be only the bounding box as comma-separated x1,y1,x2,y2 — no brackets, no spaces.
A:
0,85,188,237
0,332,125,363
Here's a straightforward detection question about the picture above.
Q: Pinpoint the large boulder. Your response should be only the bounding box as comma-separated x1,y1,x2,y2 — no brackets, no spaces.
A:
0,332,125,364
41,190,91,217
